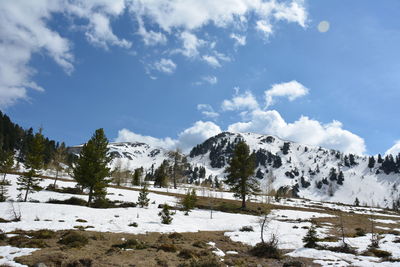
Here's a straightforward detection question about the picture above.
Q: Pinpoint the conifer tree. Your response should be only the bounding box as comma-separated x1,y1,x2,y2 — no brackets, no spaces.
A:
132,167,142,186
51,143,67,187
181,189,197,215
154,160,169,188
0,184,8,202
225,141,259,209
17,129,45,202
0,150,14,183
354,197,360,206
137,184,150,208
303,224,319,248
73,128,111,206
368,156,375,169
168,148,187,189
337,171,345,185
158,203,173,224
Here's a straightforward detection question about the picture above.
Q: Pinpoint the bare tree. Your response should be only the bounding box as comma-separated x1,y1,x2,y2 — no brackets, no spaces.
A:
51,144,67,187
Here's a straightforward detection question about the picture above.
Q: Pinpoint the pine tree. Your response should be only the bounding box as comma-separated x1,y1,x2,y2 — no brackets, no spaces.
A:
17,129,45,202
337,171,344,185
154,160,169,188
132,168,142,186
377,154,383,164
73,128,111,206
354,197,360,206
225,141,259,209
51,143,67,187
137,184,150,208
0,150,14,183
168,149,187,189
328,168,337,181
0,184,8,202
158,203,173,224
181,189,197,215
368,156,375,169
303,224,319,248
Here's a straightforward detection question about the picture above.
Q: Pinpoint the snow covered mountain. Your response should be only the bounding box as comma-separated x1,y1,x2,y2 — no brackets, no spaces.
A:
71,132,400,208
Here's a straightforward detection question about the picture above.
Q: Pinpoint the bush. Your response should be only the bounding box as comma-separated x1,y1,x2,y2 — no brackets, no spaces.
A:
326,244,357,255
47,197,87,206
58,231,89,248
76,219,88,223
8,235,48,248
239,225,254,232
355,228,366,237
112,238,147,250
192,240,208,248
369,248,392,258
178,248,197,259
128,222,138,227
250,235,282,259
179,257,223,267
0,230,6,240
46,185,85,195
158,243,178,252
217,202,240,213
30,229,56,239
168,232,183,240
283,261,303,267
158,204,174,224
303,225,319,248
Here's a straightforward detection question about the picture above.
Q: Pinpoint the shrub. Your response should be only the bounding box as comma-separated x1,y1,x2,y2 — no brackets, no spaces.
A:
76,219,88,223
158,243,177,252
355,228,366,237
168,232,183,240
303,225,319,248
178,248,197,259
250,235,282,259
192,240,208,248
112,238,147,250
128,222,138,227
239,225,254,232
47,197,87,206
282,261,304,267
326,244,357,255
58,231,89,248
158,204,174,224
369,248,392,258
0,230,6,240
180,257,223,267
181,189,197,215
30,229,56,239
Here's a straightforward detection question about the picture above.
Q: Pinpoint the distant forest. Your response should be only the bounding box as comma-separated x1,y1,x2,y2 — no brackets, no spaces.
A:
0,111,66,165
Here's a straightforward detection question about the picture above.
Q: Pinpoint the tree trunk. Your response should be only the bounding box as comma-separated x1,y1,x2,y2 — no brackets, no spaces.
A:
88,187,93,206
242,194,246,209
53,169,59,187
2,173,6,183
24,186,29,202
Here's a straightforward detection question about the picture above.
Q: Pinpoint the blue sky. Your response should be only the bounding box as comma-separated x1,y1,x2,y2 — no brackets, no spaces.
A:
1,0,400,155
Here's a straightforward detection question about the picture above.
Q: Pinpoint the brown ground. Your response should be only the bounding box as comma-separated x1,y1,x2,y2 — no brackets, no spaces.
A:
1,229,319,267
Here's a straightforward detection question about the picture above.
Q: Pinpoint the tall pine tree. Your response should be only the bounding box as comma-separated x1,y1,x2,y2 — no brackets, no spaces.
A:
17,129,45,202
224,141,259,209
73,128,111,206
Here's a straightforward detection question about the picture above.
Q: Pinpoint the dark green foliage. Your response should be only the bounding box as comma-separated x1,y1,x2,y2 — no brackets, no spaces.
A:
58,231,89,248
158,203,174,224
0,150,14,183
137,184,150,208
154,160,169,188
73,128,111,206
0,183,8,202
224,141,259,209
349,154,357,166
303,225,319,248
354,197,360,206
181,189,197,215
328,168,337,181
168,149,189,188
368,248,392,258
337,171,345,185
377,154,383,163
281,142,290,155
47,197,88,206
239,225,254,232
128,222,138,227
132,167,143,186
368,156,376,169
30,229,56,239
17,170,42,202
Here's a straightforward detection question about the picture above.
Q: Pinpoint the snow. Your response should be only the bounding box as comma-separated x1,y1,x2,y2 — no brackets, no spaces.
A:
0,246,38,267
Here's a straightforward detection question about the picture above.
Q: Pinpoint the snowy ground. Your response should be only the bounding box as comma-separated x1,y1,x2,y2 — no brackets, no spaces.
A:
1,174,400,266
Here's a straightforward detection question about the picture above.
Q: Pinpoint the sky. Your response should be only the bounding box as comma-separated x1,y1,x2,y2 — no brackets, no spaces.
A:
1,0,400,156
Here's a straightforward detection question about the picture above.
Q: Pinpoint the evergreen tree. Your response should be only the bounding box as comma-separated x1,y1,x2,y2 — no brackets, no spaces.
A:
368,156,376,169
354,197,360,206
281,142,290,155
158,203,173,224
73,128,111,206
0,150,14,183
337,171,344,185
132,167,143,186
303,224,319,248
168,148,187,189
343,155,350,167
349,154,357,166
154,160,169,188
51,143,67,187
137,184,150,208
377,154,383,164
181,189,197,215
224,141,259,209
0,184,8,202
17,129,45,202
328,168,337,181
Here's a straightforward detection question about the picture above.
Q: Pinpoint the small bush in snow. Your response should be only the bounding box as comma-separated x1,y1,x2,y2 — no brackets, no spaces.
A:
58,231,89,248
355,227,366,237
158,203,174,224
128,222,138,227
239,225,254,232
250,234,282,259
303,225,319,248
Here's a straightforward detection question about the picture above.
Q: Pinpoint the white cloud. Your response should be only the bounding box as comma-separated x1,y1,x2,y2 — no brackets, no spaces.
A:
203,75,218,85
256,20,273,36
385,141,400,156
176,31,205,58
230,33,246,46
137,17,167,46
228,109,366,154
202,55,221,68
221,91,259,111
177,121,222,151
265,80,309,107
153,58,177,74
197,104,219,119
116,121,221,152
115,128,177,149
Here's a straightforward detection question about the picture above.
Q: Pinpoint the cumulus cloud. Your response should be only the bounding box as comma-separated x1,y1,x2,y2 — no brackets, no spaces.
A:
116,121,221,153
136,17,167,46
221,91,259,111
228,109,366,154
385,141,400,156
197,104,219,119
115,128,177,149
265,80,309,107
202,55,221,68
195,75,218,86
153,58,177,74
175,31,205,58
230,33,246,46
